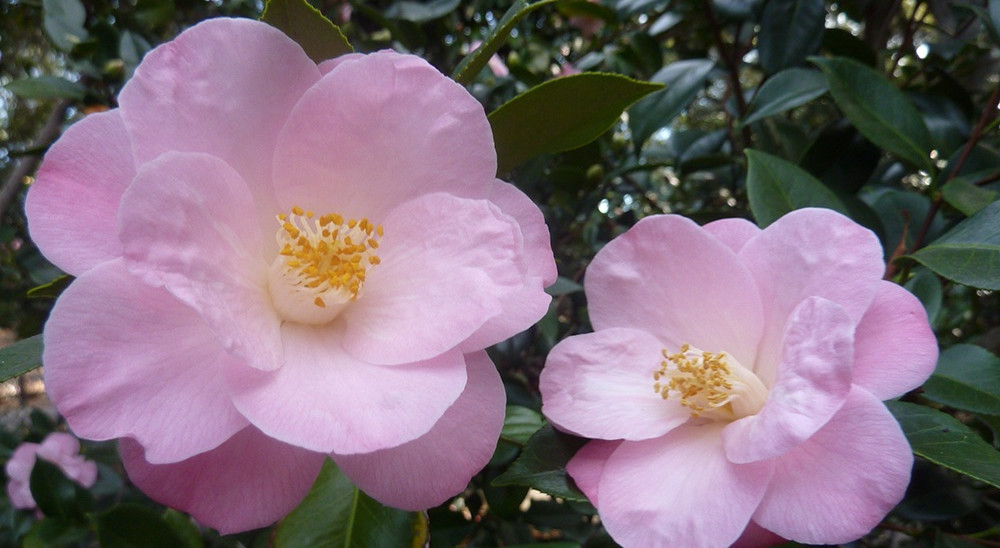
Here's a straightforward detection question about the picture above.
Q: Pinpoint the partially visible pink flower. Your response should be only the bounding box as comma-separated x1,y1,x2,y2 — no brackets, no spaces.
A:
26,18,554,533
540,209,937,547
6,432,98,511
468,40,509,77
568,0,604,38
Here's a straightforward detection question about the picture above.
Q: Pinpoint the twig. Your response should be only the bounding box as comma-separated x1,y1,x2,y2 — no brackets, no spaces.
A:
0,98,74,217
702,0,752,153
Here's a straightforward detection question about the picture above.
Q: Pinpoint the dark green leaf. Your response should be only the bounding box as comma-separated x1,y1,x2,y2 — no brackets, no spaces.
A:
886,401,1000,489
29,459,92,523
0,335,43,383
934,531,983,548
745,149,851,227
628,59,714,148
489,73,661,173
812,56,932,170
820,28,877,66
261,0,353,63
453,0,560,85
758,0,825,74
922,345,1000,415
941,179,998,216
162,510,204,548
904,267,942,326
275,459,427,548
26,275,72,299
42,0,86,51
5,76,87,101
741,68,827,127
95,505,188,548
545,276,583,296
22,518,89,548
501,405,545,446
493,425,588,501
385,0,461,22
911,200,1000,289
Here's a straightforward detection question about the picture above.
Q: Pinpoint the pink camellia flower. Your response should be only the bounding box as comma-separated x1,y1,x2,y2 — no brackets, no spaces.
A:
26,18,555,533
6,432,98,511
540,209,938,547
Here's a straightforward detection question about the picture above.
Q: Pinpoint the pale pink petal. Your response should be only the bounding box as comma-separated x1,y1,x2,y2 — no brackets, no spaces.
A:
852,281,938,399
565,439,620,505
333,351,504,510
702,217,760,253
723,297,854,464
541,328,692,440
753,387,912,544
6,443,40,509
25,110,134,275
316,53,364,74
342,193,523,365
732,520,785,548
740,208,884,385
585,215,765,367
36,433,97,487
120,428,325,535
597,425,774,548
43,259,249,463
118,152,281,371
272,50,495,220
225,323,467,455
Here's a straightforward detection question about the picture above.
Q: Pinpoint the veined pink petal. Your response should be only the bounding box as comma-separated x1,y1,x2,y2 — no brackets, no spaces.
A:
25,110,135,275
120,428,325,535
723,297,854,464
852,281,938,399
740,208,883,385
565,439,620,505
272,50,496,220
731,520,785,548
43,259,249,463
702,217,761,253
342,193,523,365
541,328,692,440
597,425,774,548
118,152,282,372
225,322,467,455
333,351,504,510
753,387,912,544
585,215,765,367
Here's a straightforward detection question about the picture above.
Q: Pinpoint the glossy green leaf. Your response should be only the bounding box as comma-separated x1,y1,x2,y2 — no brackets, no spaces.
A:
493,425,587,501
5,76,87,100
275,459,427,548
745,149,851,227
941,179,998,217
95,505,188,548
453,0,560,85
42,0,86,51
489,73,661,173
29,459,92,523
261,0,353,63
628,59,714,148
812,56,932,170
758,0,825,74
161,510,204,548
911,200,1000,289
0,334,43,383
545,276,583,296
741,68,827,127
886,401,1000,489
922,345,1000,415
385,0,460,22
26,275,73,299
22,518,89,548
904,267,942,326
501,405,545,446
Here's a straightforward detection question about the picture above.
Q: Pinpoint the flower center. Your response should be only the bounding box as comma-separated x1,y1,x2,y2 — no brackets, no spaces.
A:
267,206,382,325
653,343,767,420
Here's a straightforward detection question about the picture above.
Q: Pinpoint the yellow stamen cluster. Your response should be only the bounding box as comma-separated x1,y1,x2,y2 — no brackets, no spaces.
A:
654,344,734,418
276,206,383,307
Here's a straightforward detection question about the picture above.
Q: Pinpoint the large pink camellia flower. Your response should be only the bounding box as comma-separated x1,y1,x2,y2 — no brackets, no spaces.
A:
6,432,98,511
26,18,555,533
540,209,937,547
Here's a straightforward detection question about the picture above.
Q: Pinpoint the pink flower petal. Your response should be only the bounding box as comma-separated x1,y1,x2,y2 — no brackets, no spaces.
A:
5,442,39,509
120,427,325,535
723,297,854,464
272,50,496,220
585,215,765,367
853,281,938,399
119,152,281,372
752,387,912,544
25,110,134,275
702,217,761,253
342,193,524,365
225,323,468,455
541,327,692,440
565,439,620,505
333,351,504,510
732,520,786,548
597,425,774,548
740,208,884,385
43,259,249,463
36,433,97,487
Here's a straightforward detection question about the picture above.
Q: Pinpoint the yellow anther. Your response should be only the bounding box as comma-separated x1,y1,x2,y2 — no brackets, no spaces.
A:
314,296,325,308
655,344,735,417
292,206,304,216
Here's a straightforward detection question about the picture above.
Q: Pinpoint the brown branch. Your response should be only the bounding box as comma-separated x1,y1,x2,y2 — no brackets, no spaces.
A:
0,98,74,217
702,0,752,153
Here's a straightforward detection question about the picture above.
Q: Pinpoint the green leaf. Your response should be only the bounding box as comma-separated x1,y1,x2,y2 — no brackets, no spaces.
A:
42,0,87,51
22,518,90,548
501,405,545,446
911,200,1000,289
385,0,461,22
275,459,427,548
886,401,1000,489
489,73,661,173
5,76,87,101
452,0,560,85
941,178,998,217
261,0,353,64
741,68,827,127
545,276,583,296
904,267,942,326
811,56,932,171
0,335,43,383
758,0,825,74
26,275,73,299
628,59,714,148
95,505,189,548
745,149,851,227
162,510,204,548
29,459,92,523
922,345,1000,416
493,425,588,501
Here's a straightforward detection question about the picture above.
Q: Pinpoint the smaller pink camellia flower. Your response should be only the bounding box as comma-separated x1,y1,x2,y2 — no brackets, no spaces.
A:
540,208,938,548
6,432,98,511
